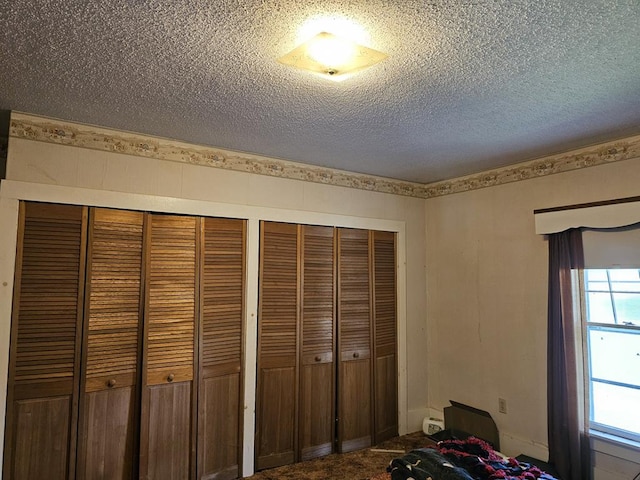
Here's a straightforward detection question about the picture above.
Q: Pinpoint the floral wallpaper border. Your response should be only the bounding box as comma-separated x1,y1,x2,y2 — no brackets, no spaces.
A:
0,135,8,161
9,112,640,199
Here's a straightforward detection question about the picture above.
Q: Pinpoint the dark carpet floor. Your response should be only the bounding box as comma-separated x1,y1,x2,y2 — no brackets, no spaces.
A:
245,431,431,480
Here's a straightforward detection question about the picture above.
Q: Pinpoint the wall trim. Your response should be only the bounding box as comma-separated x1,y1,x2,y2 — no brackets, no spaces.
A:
9,112,640,199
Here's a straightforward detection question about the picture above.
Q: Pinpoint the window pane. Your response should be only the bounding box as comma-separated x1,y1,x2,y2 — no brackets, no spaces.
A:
586,281,610,292
584,268,640,441
588,327,640,386
591,381,640,437
586,292,615,324
608,269,640,282
611,293,640,324
586,269,609,281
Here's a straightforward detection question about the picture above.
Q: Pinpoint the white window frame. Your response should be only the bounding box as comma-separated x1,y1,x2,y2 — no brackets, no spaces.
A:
580,268,640,444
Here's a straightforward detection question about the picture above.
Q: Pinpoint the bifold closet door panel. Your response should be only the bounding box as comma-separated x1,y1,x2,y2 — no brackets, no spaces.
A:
140,214,198,480
198,218,246,480
372,231,398,443
337,228,373,454
256,222,298,470
299,225,335,461
4,202,87,480
77,208,145,480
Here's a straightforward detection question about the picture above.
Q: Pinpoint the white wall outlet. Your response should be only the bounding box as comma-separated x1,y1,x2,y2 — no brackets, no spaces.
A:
498,397,507,414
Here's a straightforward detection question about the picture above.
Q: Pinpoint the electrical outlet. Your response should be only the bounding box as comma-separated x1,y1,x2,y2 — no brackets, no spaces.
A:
498,398,507,414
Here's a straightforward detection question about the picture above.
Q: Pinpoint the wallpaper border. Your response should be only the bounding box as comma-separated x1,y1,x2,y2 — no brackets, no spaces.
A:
9,112,640,199
0,136,7,161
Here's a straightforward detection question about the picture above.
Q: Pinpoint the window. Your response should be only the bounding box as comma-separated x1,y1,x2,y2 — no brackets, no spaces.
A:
583,268,640,443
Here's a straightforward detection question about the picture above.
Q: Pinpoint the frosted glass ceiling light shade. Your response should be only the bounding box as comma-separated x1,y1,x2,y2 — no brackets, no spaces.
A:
278,32,387,80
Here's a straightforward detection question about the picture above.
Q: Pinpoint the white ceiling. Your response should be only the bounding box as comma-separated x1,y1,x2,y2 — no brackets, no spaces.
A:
1,1,639,184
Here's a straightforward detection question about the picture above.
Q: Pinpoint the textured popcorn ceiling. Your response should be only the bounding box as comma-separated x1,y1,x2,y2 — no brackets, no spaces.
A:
1,1,639,183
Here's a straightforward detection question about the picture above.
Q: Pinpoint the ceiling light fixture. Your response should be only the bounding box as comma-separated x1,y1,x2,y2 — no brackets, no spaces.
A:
278,31,387,81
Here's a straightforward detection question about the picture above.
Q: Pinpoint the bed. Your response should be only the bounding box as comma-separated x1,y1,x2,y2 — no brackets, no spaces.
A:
371,401,560,480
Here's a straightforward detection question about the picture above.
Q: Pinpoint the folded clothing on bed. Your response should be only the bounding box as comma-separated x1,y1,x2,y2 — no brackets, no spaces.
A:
386,437,559,480
388,448,475,480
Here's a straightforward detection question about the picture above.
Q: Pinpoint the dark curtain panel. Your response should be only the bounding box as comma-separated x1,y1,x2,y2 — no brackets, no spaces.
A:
547,228,591,480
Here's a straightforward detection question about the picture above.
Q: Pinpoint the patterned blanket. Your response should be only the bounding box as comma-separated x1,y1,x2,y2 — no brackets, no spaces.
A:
373,437,559,480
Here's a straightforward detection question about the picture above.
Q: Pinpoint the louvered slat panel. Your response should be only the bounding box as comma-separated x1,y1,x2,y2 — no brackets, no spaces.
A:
86,209,143,384
299,225,335,460
338,229,371,356
201,218,245,370
372,230,398,443
5,202,86,480
15,203,84,384
256,222,299,470
374,231,396,352
146,215,196,384
259,223,298,359
337,228,372,453
302,226,334,360
199,218,245,479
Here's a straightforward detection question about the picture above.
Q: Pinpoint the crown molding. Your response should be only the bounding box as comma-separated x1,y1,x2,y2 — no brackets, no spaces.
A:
9,112,640,199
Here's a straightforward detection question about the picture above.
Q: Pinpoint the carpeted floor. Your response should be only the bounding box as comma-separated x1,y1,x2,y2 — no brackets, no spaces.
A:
245,431,432,480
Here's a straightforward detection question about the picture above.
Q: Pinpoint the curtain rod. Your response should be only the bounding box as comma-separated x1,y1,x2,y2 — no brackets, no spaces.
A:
534,195,640,215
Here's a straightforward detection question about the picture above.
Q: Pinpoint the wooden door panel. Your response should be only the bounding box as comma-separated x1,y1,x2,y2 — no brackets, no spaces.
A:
199,218,245,480
256,367,296,470
141,214,197,480
299,225,335,460
373,231,398,443
256,222,298,469
146,382,192,479
375,354,397,442
79,387,136,480
78,208,144,479
339,360,372,453
337,228,373,453
200,374,240,480
13,396,71,480
5,202,86,480
299,363,333,460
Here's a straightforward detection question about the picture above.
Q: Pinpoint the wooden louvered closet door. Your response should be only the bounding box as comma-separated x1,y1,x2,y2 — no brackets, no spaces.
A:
140,214,199,480
76,208,145,479
372,231,398,443
337,228,373,453
198,218,245,480
4,202,87,480
256,222,299,470
299,225,335,461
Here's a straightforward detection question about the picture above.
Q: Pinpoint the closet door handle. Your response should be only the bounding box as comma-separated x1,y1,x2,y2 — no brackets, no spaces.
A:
315,356,322,362
107,379,116,388
353,352,359,358
167,373,175,383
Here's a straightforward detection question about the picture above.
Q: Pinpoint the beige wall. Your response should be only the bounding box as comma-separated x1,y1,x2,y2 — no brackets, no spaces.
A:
425,157,640,476
0,130,427,476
